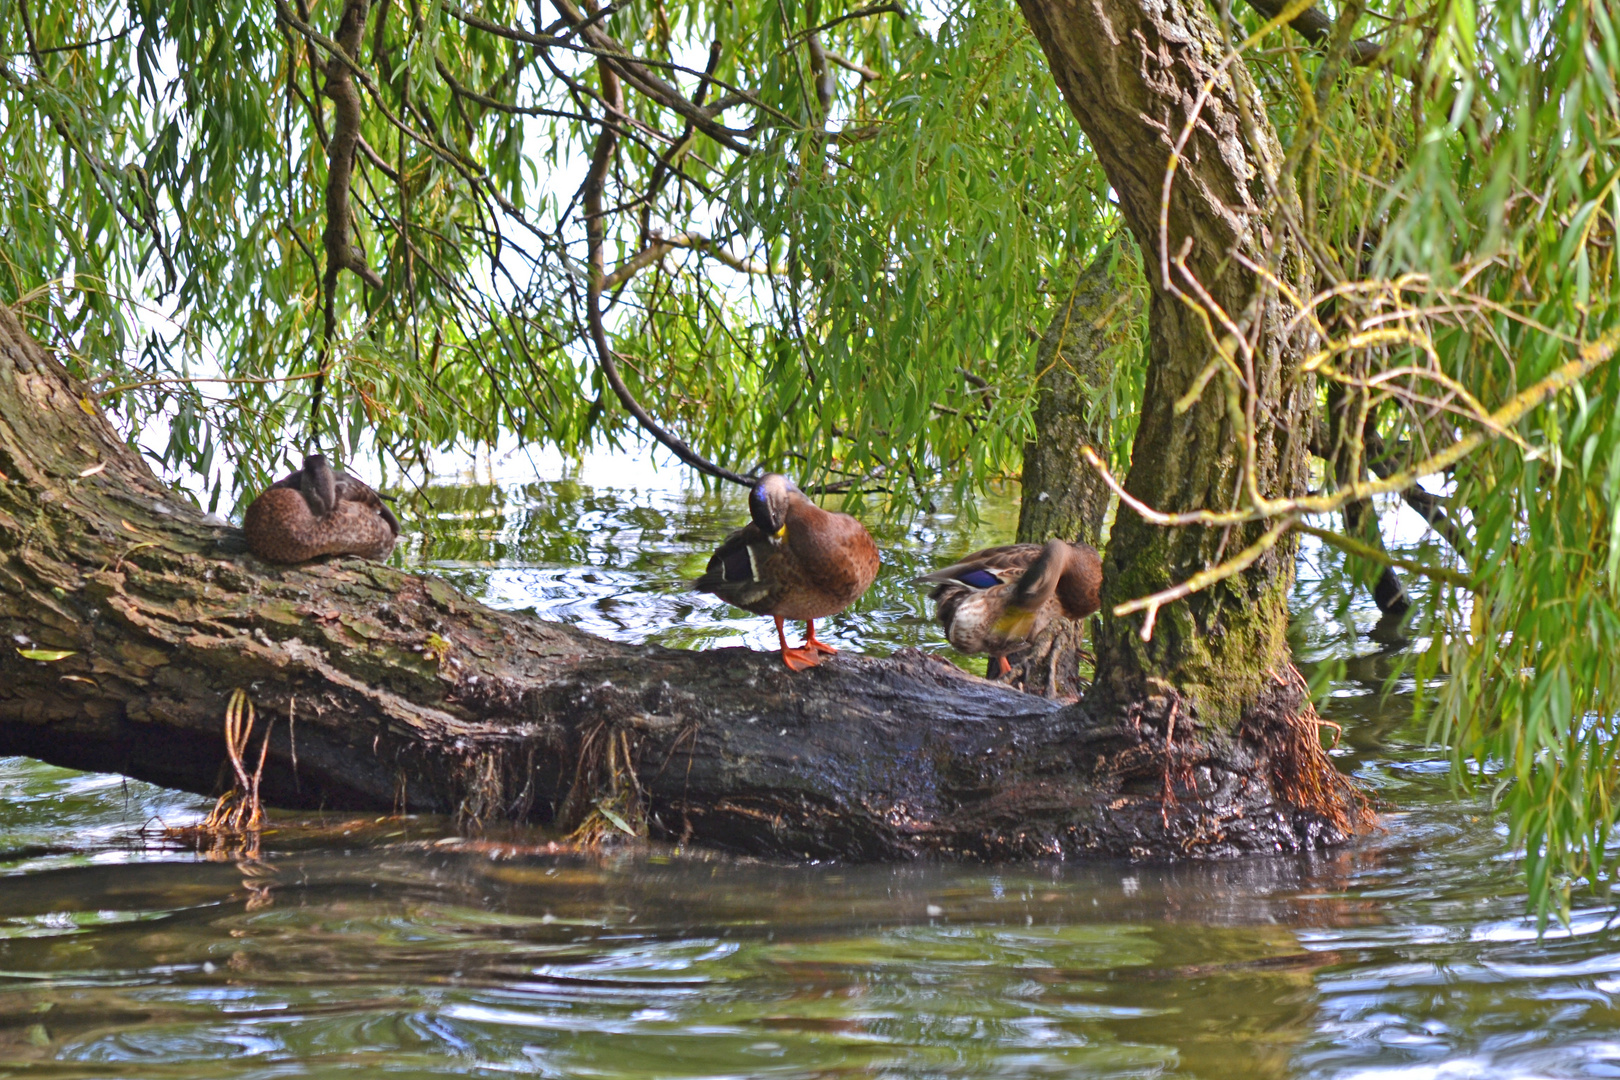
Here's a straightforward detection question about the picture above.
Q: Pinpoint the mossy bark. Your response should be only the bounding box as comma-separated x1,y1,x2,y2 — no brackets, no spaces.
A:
0,303,1364,859
1007,244,1140,698
1017,243,1134,549
1014,0,1317,731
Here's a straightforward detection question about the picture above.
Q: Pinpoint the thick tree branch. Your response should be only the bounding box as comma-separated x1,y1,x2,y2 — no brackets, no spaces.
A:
309,0,384,437
0,303,1362,860
321,0,384,295
1244,0,1384,66
276,0,543,252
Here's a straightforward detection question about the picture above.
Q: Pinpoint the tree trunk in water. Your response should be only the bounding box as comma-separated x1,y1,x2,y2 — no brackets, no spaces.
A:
1015,0,1347,779
1008,243,1138,697
0,302,1362,859
1326,386,1412,641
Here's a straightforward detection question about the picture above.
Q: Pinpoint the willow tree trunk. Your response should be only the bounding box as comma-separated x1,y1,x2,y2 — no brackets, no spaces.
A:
1017,244,1132,549
1007,243,1138,697
1014,0,1334,766
0,301,1362,859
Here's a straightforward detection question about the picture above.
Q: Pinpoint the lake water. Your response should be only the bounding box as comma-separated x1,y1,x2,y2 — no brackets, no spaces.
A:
2,448,1616,1079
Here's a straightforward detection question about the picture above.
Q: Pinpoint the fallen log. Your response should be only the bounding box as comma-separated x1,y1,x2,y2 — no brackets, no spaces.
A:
0,305,1364,860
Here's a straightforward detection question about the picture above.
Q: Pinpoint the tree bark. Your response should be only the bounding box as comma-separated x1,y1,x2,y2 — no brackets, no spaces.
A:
1014,0,1318,730
1016,244,1130,549
1007,243,1138,698
0,304,1361,859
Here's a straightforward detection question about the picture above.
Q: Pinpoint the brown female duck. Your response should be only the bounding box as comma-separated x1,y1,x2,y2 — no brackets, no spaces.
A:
695,474,880,670
914,539,1101,675
244,454,400,564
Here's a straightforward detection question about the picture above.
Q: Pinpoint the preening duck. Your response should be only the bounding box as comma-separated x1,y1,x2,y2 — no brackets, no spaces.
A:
694,474,880,671
914,538,1102,675
244,454,400,564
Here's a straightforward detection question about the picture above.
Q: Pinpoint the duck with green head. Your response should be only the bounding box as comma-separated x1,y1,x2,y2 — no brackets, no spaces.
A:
695,474,881,670
244,454,400,564
914,539,1102,676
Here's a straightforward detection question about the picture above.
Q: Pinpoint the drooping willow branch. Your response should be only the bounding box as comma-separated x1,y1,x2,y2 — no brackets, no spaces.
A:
5,4,177,290
308,0,383,441
581,53,752,488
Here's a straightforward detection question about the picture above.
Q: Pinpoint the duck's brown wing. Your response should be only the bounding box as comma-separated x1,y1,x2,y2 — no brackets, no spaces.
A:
912,543,1044,591
784,508,879,610
321,501,399,559
332,473,401,536
694,524,787,614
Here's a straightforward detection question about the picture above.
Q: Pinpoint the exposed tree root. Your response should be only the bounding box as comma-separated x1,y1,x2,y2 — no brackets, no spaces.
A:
1237,666,1376,841
202,689,272,834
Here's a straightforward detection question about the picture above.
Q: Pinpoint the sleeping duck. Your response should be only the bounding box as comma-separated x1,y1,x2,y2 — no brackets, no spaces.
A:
695,474,880,670
914,539,1102,676
244,453,400,564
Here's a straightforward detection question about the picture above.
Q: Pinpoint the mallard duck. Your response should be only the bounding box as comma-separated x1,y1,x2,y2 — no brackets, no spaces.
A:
244,453,400,564
695,474,880,671
914,539,1101,675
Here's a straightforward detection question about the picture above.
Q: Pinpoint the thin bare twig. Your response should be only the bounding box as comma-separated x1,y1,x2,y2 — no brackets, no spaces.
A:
1296,523,1473,588
1080,322,1620,530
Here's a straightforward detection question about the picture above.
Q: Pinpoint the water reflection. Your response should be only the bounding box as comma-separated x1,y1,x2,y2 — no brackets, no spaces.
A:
0,448,1612,1079
403,460,1021,661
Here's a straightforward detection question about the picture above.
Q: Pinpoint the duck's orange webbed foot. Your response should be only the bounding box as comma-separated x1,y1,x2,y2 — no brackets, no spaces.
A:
775,617,828,671
803,619,839,656
991,655,1011,677
780,645,826,671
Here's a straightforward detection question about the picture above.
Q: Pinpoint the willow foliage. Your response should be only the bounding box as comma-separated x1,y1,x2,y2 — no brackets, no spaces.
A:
1236,0,1620,920
0,0,1115,510
1413,2,1620,922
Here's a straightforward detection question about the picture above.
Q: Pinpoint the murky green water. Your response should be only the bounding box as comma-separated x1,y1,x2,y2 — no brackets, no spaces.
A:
3,451,1617,1078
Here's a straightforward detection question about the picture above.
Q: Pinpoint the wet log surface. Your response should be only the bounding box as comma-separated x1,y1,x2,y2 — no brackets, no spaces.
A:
0,305,1362,860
